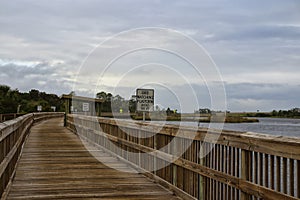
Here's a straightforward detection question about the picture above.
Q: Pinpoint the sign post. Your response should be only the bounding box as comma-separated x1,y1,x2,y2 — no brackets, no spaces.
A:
136,89,154,122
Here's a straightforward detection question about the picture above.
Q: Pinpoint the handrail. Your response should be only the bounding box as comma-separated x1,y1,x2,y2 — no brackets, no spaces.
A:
0,112,64,199
67,114,300,200
0,113,25,123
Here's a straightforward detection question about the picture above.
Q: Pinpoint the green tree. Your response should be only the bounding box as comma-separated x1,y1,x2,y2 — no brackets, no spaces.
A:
0,84,64,114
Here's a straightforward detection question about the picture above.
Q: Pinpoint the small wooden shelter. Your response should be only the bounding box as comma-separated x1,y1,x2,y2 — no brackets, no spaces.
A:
61,94,104,117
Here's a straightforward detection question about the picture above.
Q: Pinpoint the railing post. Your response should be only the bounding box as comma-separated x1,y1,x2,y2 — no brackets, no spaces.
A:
297,160,300,199
64,113,67,127
241,149,251,200
173,165,177,187
199,143,205,200
173,138,178,187
138,129,141,168
154,134,157,175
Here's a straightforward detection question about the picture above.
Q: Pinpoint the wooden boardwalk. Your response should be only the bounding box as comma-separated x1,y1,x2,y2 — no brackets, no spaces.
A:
5,118,181,200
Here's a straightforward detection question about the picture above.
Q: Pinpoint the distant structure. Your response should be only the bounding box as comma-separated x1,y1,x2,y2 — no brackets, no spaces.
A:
61,94,104,117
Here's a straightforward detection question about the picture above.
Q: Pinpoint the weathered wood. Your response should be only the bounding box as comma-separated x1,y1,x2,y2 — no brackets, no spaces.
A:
276,156,281,192
67,114,300,200
289,159,294,196
265,154,269,188
69,121,299,200
71,115,300,160
6,118,181,200
297,160,300,198
259,152,263,186
241,149,251,200
270,155,275,189
283,157,288,194
0,113,64,199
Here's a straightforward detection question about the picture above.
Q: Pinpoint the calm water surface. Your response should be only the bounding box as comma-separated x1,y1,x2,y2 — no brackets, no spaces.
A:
166,118,300,138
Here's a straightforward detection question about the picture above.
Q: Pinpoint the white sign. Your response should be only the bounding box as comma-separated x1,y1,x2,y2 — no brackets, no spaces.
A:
136,89,154,112
37,105,42,112
82,103,89,112
51,106,56,112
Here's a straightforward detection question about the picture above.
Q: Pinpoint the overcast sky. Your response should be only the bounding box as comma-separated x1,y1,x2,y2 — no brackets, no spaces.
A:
0,0,299,112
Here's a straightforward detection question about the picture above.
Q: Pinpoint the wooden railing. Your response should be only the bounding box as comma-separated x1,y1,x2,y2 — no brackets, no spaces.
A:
67,114,300,200
0,114,25,123
0,112,64,198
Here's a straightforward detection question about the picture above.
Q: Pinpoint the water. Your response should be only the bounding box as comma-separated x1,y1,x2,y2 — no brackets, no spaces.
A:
165,118,300,138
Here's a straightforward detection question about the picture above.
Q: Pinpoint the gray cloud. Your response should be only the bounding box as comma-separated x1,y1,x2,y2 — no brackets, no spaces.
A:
0,61,73,95
225,83,300,111
226,82,300,100
0,0,299,111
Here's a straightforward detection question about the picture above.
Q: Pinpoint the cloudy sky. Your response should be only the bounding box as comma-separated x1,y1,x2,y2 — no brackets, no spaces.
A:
0,0,299,112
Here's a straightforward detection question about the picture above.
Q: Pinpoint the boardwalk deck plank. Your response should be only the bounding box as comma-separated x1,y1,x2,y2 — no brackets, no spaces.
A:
6,118,181,200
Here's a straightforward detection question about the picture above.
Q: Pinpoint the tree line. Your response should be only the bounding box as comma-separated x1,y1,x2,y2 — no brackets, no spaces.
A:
0,86,138,115
4,84,298,119
96,91,136,113
0,85,64,114
241,108,300,118
267,108,300,118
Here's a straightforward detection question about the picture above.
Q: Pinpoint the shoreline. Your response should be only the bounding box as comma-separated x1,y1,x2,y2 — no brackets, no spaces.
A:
132,116,259,123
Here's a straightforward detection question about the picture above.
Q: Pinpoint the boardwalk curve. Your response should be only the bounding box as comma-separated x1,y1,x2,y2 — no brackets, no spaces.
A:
6,118,180,200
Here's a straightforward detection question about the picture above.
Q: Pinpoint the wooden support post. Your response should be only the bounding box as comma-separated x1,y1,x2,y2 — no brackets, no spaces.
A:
138,129,141,168
97,102,102,117
259,153,263,185
173,164,177,186
173,138,178,187
276,156,281,192
283,158,287,194
64,99,70,126
241,149,251,200
297,160,300,198
265,154,269,187
153,133,157,174
289,159,294,196
199,144,205,200
270,155,275,189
